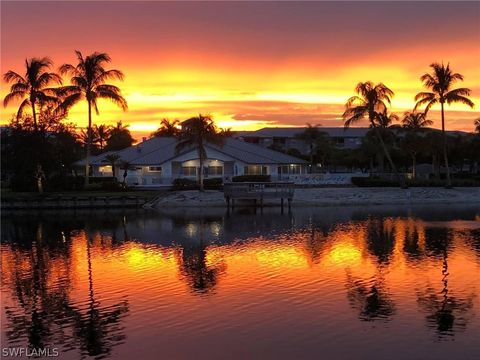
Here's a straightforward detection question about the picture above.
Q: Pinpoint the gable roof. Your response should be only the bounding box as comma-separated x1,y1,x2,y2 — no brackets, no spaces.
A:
79,136,307,166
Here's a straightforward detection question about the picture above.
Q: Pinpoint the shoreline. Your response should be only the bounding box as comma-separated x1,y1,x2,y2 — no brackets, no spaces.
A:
149,187,480,208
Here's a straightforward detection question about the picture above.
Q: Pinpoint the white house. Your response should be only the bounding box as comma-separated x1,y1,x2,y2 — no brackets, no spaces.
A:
78,136,308,187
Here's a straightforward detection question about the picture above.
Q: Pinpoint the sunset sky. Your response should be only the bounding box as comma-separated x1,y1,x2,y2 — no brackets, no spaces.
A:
1,1,479,137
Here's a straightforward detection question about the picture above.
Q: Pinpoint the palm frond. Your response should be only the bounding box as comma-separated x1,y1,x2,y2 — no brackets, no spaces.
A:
445,94,474,108
3,91,26,107
3,70,26,84
96,88,128,111
16,98,31,119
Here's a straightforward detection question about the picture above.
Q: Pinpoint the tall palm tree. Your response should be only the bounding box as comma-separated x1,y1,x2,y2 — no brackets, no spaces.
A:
175,114,225,191
3,57,62,131
414,63,474,187
343,81,404,186
58,51,128,185
3,57,62,192
402,112,433,179
151,118,180,137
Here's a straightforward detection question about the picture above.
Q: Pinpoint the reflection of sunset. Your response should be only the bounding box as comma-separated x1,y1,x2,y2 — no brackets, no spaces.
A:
2,212,480,359
327,243,362,267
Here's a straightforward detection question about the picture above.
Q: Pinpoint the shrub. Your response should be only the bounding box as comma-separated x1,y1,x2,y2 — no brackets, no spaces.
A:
352,176,480,187
172,178,197,190
232,175,271,182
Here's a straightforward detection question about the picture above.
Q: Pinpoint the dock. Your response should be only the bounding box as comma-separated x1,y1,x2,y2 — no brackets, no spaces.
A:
223,182,295,210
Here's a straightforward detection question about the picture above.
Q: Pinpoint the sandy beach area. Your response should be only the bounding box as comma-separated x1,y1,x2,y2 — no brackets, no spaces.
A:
148,187,480,208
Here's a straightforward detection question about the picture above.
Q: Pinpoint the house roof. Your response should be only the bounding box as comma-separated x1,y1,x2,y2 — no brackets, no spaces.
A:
236,127,370,138
79,136,307,166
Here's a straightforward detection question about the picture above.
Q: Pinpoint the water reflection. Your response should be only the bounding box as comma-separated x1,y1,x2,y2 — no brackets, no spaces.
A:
1,205,479,359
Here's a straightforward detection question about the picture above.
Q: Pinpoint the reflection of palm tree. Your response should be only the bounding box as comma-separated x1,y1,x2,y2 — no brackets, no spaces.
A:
417,232,474,338
366,218,395,264
178,221,226,294
345,270,396,322
70,233,129,357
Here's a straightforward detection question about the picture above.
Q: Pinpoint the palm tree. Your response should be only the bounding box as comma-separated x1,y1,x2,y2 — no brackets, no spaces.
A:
175,114,225,191
295,123,322,171
103,154,120,179
3,57,62,192
3,57,62,131
414,63,474,187
58,51,128,186
402,112,433,179
474,118,480,134
151,118,180,137
343,81,404,186
94,124,112,150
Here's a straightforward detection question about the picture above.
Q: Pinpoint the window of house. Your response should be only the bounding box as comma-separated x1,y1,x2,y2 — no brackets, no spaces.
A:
182,166,197,176
148,166,162,173
208,166,223,176
279,165,302,174
98,165,112,173
244,165,268,175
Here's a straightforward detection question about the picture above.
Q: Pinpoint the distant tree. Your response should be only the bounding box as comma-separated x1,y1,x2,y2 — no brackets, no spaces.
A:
401,112,433,178
58,51,127,185
151,118,180,137
295,123,323,170
343,82,405,187
118,160,134,187
105,121,134,151
175,114,225,191
415,63,474,187
94,124,112,150
103,154,120,179
474,118,480,134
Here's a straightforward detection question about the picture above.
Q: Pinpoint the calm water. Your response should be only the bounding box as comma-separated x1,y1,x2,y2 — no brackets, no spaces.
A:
1,205,480,360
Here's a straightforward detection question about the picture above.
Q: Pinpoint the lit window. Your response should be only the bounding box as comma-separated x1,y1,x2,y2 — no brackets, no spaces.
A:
208,166,223,176
98,165,112,173
148,166,162,173
182,166,197,176
244,165,268,175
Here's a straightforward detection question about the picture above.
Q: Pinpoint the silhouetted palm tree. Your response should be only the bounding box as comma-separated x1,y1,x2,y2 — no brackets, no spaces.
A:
3,57,62,192
103,154,120,178
175,114,225,191
295,123,323,170
474,118,480,134
402,112,433,178
3,57,62,131
58,51,127,185
94,124,112,150
415,63,474,187
343,82,404,186
151,118,180,137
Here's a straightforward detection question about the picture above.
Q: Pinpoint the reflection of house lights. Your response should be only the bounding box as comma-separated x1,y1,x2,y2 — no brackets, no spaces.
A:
210,222,221,237
185,223,198,237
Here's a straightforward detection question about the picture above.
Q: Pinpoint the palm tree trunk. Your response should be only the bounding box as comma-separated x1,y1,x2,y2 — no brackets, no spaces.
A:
199,153,205,192
412,154,416,180
441,102,452,188
373,126,405,187
31,100,44,193
85,101,92,186
31,100,38,132
310,143,314,173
